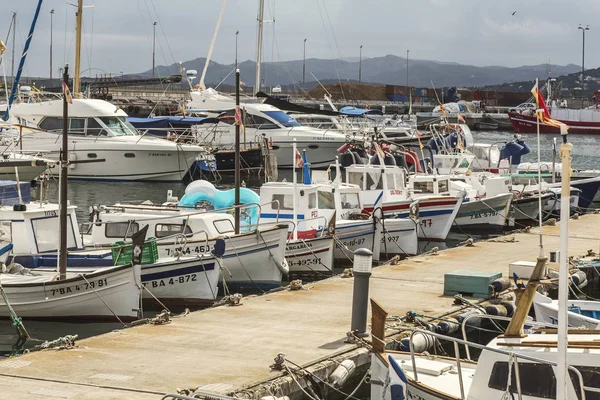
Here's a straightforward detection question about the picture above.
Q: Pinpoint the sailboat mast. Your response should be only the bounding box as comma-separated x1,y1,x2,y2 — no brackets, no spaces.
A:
556,125,571,400
73,0,83,97
59,65,69,281
10,12,16,81
254,0,264,94
198,0,228,90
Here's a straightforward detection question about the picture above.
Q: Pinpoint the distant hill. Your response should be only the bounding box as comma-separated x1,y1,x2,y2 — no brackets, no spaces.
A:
136,55,581,89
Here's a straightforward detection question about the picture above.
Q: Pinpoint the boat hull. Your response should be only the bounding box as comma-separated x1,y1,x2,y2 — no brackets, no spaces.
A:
377,218,418,258
0,264,140,321
333,220,380,262
285,235,335,279
512,193,553,221
508,111,600,134
158,226,289,293
452,193,512,233
363,196,464,241
140,256,220,308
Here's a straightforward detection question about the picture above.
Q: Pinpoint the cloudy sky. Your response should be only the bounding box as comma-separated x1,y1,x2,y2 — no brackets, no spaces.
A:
0,0,598,78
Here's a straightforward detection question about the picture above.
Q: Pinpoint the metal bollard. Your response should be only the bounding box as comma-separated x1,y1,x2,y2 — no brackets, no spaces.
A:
350,248,373,337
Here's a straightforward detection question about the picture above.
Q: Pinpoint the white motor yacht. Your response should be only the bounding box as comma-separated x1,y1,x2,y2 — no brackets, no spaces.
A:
5,99,213,181
188,100,349,169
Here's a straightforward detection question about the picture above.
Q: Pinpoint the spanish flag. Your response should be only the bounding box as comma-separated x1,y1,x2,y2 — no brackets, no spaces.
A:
62,80,73,104
0,40,6,56
531,82,568,131
295,148,304,167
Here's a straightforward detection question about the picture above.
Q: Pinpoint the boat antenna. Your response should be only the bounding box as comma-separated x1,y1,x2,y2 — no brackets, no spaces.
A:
534,78,545,258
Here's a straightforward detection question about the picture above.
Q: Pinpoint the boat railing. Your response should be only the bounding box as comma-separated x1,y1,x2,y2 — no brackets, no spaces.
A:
84,201,274,238
407,329,590,400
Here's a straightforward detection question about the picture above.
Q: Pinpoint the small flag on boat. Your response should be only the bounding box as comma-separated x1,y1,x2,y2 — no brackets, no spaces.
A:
388,355,409,400
62,80,73,104
457,113,466,123
531,82,568,131
295,148,304,167
0,40,6,56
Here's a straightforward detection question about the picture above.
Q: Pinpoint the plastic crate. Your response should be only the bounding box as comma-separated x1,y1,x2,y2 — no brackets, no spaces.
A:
111,237,159,266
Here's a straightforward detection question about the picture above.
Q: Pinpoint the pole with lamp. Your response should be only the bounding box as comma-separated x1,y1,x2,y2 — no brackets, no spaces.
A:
359,45,363,84
302,38,307,90
578,24,589,109
50,9,54,80
152,21,157,78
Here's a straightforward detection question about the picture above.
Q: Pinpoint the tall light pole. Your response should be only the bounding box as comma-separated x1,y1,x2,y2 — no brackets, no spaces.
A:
50,9,54,80
152,21,157,78
235,30,239,70
578,24,590,108
302,38,307,90
406,49,409,101
359,45,363,84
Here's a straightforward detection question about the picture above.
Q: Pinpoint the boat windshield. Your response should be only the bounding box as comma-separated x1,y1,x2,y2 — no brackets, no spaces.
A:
98,116,139,136
263,111,302,128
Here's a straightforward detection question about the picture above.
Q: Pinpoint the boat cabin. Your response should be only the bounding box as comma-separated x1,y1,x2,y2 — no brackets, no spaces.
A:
407,174,452,196
258,182,322,234
345,164,409,208
0,202,83,255
314,183,363,222
84,204,236,246
11,99,140,137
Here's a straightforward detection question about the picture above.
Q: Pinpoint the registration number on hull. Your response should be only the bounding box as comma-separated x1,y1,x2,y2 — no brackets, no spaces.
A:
143,274,198,288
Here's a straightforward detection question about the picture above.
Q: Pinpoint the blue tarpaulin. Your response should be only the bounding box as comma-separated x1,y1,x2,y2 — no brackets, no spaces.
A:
338,106,383,116
127,116,220,137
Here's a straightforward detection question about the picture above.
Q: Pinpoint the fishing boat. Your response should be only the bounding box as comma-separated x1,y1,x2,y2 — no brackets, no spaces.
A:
345,163,464,241
533,292,600,330
0,263,141,321
82,184,289,293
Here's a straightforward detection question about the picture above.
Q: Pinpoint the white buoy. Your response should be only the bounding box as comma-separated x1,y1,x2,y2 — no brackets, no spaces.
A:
329,359,356,387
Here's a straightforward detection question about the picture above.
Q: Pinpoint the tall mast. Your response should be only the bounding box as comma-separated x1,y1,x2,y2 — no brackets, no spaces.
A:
254,0,264,94
73,0,83,97
198,0,228,90
59,65,69,281
10,12,16,81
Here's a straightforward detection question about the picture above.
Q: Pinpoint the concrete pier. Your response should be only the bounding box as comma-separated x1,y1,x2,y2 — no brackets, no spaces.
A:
1,215,599,399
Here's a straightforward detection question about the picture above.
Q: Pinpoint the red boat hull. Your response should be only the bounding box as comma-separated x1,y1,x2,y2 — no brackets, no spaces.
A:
508,112,600,134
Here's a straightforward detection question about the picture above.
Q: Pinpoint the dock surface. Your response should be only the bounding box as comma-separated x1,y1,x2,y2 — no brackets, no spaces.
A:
1,215,599,399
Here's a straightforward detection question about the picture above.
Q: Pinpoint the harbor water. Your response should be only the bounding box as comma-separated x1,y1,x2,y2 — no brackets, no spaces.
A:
1,131,599,357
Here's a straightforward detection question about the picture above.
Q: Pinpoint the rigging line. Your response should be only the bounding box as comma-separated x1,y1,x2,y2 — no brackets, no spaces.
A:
149,0,177,68
315,0,345,101
142,0,166,81
135,0,153,50
88,0,96,79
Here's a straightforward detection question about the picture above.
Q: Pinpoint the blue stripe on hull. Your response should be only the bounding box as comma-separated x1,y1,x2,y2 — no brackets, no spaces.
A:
143,263,215,281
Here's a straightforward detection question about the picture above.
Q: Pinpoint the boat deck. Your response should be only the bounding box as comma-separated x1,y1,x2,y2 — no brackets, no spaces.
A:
1,215,599,399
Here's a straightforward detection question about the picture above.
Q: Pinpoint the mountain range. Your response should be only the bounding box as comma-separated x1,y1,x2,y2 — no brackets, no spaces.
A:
139,55,581,89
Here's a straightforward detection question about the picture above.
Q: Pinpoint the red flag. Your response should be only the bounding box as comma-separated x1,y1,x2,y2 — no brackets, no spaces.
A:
62,80,73,104
295,149,304,167
531,82,568,131
457,113,466,123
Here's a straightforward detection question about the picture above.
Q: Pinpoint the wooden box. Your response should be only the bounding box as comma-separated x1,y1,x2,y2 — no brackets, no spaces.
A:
443,270,502,299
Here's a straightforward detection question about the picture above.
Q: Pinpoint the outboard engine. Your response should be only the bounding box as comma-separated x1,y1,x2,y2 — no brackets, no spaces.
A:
500,135,531,173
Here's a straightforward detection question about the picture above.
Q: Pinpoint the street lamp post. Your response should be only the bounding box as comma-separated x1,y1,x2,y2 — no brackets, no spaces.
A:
302,38,307,90
50,9,54,80
406,49,409,103
152,21,157,78
359,45,363,84
235,30,239,69
578,24,590,108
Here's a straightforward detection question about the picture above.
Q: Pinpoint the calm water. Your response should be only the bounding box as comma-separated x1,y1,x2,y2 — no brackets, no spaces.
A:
1,131,599,356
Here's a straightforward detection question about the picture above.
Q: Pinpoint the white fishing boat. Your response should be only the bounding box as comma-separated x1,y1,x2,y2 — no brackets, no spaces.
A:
258,181,336,276
3,99,213,182
313,161,418,259
533,292,600,330
82,186,289,292
0,263,141,321
345,163,464,241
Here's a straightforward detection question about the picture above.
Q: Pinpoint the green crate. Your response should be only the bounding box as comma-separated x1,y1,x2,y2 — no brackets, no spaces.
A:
111,237,159,266
444,270,502,299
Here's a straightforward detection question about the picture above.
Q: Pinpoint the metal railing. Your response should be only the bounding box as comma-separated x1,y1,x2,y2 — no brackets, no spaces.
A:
407,329,594,400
